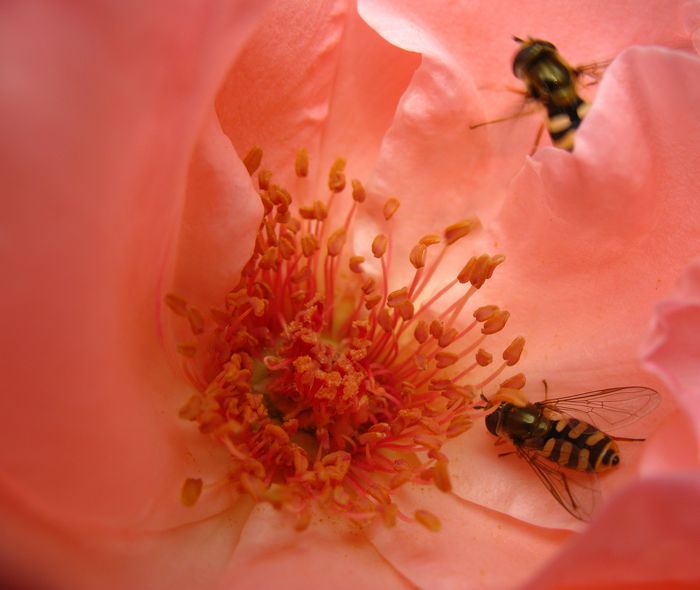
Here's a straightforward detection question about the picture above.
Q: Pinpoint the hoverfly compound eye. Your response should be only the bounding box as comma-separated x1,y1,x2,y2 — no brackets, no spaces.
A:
485,407,501,436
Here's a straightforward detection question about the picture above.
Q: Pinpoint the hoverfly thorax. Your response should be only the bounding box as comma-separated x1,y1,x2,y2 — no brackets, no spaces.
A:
486,402,548,440
512,38,577,108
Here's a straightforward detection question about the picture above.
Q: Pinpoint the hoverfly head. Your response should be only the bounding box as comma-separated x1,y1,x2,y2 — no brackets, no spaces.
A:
484,403,505,436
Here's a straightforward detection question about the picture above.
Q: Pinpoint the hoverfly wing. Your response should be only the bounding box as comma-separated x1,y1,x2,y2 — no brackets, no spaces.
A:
517,447,600,522
575,59,612,84
536,386,660,432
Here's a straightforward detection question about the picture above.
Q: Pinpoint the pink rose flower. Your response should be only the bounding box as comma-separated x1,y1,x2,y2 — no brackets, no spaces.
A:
2,1,700,589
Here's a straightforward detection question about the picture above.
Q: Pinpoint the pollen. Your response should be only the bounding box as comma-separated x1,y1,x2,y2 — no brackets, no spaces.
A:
166,148,527,531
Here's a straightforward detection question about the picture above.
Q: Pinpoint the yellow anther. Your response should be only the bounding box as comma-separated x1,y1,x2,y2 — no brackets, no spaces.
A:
299,205,316,220
383,197,400,220
186,306,205,335
438,327,458,348
276,209,291,224
429,319,444,339
473,304,500,322
415,509,441,532
409,243,427,269
259,193,274,214
419,234,441,246
481,310,510,334
387,287,409,308
492,387,529,407
164,293,188,317
314,200,328,220
365,293,382,309
258,169,272,190
243,145,263,175
434,351,459,368
328,157,346,192
181,478,203,506
501,372,526,390
458,254,506,288
278,235,297,259
259,247,279,271
327,228,346,257
176,343,197,357
372,234,388,258
301,235,319,257
414,320,429,344
361,278,376,295
382,503,398,528
503,336,526,365
398,300,414,321
249,297,268,317
444,217,481,245
351,179,366,203
433,460,452,493
349,255,365,273
265,219,278,246
378,308,393,332
475,348,493,366
295,148,309,177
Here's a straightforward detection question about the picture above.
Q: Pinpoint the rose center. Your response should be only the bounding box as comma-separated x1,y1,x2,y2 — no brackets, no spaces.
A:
167,147,527,531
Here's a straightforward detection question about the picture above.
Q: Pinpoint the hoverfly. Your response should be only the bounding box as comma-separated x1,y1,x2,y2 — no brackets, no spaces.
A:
484,386,660,521
471,36,609,152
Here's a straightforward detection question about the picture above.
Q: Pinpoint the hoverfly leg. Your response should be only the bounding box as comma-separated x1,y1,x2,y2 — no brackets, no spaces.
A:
542,379,549,400
610,436,646,442
469,106,539,130
494,437,508,447
505,84,529,96
529,123,545,155
498,450,516,458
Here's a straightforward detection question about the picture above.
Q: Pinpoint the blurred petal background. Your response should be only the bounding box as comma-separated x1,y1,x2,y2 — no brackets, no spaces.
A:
2,0,699,588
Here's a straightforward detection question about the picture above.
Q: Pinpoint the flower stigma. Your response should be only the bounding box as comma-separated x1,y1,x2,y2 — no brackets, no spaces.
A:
166,147,527,531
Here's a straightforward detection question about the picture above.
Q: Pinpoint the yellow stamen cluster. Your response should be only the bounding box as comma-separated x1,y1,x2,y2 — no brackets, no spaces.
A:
167,148,527,531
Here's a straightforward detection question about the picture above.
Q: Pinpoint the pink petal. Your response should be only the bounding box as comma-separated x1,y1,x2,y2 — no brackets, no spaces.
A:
366,485,569,589
216,0,418,191
0,0,270,539
642,258,700,456
358,0,691,257
640,409,700,475
0,488,253,590
522,475,700,589
496,47,700,383
218,504,413,590
452,47,700,524
684,0,700,54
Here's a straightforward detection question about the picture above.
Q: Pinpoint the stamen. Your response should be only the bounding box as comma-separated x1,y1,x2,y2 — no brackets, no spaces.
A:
383,197,400,220
166,148,529,532
181,477,203,506
414,509,442,532
328,158,346,192
295,149,309,178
